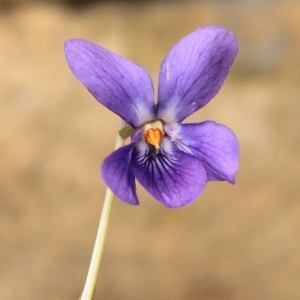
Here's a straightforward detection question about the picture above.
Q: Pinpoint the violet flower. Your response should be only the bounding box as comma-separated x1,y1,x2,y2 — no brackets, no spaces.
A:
64,26,239,208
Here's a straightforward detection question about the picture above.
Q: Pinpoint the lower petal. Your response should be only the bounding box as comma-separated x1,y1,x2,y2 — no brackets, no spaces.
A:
175,121,239,183
101,144,138,205
131,138,207,208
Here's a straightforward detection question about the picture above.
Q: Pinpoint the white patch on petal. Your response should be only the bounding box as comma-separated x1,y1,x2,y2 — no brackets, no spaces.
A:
135,100,155,125
164,123,180,141
171,126,194,155
135,139,150,153
174,139,193,155
166,62,170,81
158,97,179,123
160,137,173,153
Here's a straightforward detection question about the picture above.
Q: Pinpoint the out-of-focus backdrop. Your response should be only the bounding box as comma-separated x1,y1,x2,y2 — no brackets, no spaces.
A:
1,0,300,299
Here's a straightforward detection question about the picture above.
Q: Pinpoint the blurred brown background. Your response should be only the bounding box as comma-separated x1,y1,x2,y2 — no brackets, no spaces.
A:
1,0,300,299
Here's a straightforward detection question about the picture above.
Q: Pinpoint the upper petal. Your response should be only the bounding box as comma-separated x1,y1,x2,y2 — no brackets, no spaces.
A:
101,143,138,205
173,121,239,183
64,39,155,127
157,26,238,123
131,138,207,208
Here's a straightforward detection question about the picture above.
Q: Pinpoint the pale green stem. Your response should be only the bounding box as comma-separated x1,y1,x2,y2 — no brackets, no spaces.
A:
79,120,126,300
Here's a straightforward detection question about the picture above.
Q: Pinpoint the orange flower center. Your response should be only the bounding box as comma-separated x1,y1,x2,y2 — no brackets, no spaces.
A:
144,127,162,145
142,120,164,154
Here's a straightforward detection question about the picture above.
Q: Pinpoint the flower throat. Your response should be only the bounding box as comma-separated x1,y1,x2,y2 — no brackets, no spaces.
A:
142,120,164,154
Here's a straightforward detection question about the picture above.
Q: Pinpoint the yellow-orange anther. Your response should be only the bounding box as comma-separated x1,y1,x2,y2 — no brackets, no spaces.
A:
142,120,164,154
144,128,162,147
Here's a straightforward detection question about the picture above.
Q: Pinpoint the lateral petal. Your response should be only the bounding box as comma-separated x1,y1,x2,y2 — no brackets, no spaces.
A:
64,39,155,127
131,138,207,208
174,121,239,183
101,144,138,205
157,26,238,123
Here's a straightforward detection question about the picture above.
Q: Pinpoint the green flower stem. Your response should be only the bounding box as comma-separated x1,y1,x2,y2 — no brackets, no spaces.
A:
80,120,126,300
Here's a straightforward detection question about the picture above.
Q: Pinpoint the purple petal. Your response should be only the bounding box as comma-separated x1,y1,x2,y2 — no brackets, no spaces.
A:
64,39,155,127
101,144,138,205
131,138,207,208
157,26,238,123
174,121,239,183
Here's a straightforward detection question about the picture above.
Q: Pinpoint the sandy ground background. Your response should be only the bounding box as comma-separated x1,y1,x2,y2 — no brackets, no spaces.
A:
1,0,300,299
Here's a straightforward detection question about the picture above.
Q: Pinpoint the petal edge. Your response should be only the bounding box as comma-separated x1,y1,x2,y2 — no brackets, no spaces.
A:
101,144,139,205
175,121,239,183
64,39,155,127
157,26,238,122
